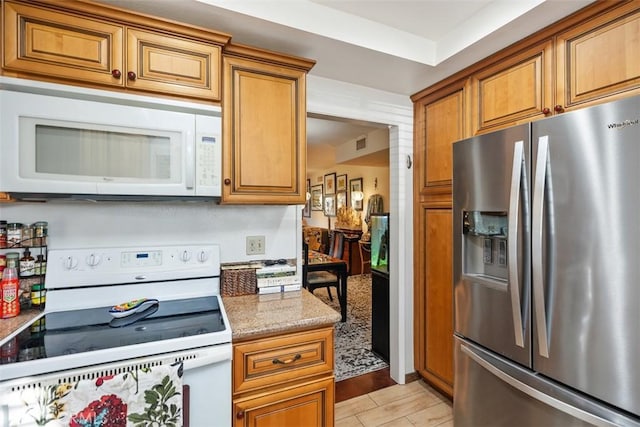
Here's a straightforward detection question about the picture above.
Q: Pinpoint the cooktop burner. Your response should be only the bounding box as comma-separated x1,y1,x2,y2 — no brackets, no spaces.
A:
0,296,225,365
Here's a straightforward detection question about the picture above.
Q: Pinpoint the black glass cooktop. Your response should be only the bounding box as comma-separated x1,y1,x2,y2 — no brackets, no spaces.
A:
0,296,225,364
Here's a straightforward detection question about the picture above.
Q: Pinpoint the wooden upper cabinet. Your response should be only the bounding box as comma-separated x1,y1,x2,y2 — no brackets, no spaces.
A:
471,40,554,134
126,28,221,100
413,81,468,199
222,45,315,204
2,0,229,101
3,1,124,86
556,1,640,111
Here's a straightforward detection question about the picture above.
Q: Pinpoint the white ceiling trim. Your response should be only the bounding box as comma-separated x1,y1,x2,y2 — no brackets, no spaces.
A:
197,0,436,64
196,0,546,66
436,0,545,62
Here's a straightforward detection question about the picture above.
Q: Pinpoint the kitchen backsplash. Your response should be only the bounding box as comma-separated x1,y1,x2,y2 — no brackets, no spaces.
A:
0,201,299,263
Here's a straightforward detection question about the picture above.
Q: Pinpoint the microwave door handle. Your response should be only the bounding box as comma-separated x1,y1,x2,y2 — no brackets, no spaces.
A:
185,130,195,190
533,135,550,358
508,140,525,348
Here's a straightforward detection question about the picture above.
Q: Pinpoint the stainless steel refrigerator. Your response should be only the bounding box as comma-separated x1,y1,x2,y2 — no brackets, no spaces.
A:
452,95,640,426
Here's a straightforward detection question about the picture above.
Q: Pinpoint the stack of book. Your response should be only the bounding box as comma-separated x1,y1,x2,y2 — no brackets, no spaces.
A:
256,262,300,294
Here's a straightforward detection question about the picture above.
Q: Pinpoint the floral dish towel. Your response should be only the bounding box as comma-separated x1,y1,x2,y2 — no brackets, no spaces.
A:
1,361,183,427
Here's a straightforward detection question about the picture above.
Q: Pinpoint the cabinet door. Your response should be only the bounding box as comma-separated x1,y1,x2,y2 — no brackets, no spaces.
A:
471,40,554,134
126,28,221,101
222,56,307,204
414,207,453,397
414,83,467,195
3,1,123,86
556,2,640,111
233,377,334,427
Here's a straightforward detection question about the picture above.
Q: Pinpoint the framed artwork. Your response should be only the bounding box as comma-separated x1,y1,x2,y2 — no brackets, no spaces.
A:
350,177,363,211
336,174,347,192
311,184,323,211
324,194,336,217
336,191,347,210
303,179,311,217
324,172,336,195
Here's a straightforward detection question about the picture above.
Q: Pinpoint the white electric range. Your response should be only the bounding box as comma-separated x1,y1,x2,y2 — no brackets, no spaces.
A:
0,244,232,427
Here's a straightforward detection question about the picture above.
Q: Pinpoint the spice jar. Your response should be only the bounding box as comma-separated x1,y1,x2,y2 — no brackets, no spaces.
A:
21,224,33,247
20,249,35,277
0,220,7,248
34,254,47,276
6,223,22,247
0,254,5,280
33,221,48,246
30,283,46,309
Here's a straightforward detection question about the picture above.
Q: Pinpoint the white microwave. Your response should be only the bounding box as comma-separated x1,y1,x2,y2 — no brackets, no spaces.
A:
0,88,221,199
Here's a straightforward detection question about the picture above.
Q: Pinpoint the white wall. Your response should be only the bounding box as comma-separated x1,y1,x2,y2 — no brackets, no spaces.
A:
305,164,390,231
0,202,299,263
307,76,414,383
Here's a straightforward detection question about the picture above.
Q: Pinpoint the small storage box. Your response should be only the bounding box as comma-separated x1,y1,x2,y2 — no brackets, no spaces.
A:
221,266,257,297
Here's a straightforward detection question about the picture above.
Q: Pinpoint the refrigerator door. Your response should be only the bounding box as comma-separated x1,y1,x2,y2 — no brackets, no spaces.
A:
531,95,640,417
454,336,640,427
453,124,531,367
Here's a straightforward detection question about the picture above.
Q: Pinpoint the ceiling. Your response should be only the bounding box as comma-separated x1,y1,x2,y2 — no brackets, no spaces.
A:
97,0,594,158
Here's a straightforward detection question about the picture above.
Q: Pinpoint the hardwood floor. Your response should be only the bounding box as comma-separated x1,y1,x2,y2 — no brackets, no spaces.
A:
336,368,397,403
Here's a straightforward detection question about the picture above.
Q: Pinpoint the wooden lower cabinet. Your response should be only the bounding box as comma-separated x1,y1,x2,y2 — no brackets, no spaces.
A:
414,206,454,398
233,377,334,427
232,327,335,427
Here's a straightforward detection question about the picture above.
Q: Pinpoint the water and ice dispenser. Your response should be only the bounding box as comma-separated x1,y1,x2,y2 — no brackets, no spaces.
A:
462,211,508,281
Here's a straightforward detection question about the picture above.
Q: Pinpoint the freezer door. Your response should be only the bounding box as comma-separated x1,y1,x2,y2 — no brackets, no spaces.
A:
453,124,531,367
531,95,640,417
454,336,639,427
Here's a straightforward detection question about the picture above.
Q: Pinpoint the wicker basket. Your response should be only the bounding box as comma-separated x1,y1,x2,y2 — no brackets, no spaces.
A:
221,267,257,297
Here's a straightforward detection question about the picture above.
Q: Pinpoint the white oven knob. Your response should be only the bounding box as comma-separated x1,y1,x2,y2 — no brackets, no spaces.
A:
86,253,102,267
64,256,79,270
197,250,209,263
180,250,192,262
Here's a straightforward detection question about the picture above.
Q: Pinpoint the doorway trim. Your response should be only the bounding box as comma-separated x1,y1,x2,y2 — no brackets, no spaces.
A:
307,75,414,383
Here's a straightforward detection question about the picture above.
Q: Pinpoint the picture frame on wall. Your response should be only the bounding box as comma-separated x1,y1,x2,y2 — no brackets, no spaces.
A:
324,194,336,217
311,185,323,211
336,191,347,210
324,173,336,195
336,174,347,192
350,178,363,211
303,179,311,217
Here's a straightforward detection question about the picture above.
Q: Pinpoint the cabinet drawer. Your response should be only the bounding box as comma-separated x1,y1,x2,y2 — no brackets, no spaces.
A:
233,328,334,395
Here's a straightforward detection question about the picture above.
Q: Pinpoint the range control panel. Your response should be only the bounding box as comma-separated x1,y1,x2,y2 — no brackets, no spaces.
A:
46,244,221,289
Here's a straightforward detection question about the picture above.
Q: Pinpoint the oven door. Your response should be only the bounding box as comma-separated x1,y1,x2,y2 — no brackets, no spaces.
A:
0,344,231,427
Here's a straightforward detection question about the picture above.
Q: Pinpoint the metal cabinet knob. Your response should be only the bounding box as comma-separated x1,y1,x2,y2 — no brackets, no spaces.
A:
111,69,122,79
127,71,137,81
224,178,231,185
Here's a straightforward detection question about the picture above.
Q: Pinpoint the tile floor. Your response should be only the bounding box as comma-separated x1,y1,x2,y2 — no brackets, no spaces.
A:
335,380,453,427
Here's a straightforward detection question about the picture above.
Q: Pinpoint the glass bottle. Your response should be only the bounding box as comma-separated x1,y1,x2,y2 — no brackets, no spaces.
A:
34,254,47,276
33,221,48,246
0,220,7,248
1,255,20,318
20,249,35,277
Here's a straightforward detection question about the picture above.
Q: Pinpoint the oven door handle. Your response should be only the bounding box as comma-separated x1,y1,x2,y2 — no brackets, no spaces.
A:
181,344,232,370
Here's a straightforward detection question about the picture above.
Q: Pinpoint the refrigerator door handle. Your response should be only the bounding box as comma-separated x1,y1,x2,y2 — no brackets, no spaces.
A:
508,140,525,348
533,135,550,358
460,343,618,427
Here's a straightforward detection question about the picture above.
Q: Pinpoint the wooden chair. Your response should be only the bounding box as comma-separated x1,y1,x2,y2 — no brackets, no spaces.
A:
303,232,344,301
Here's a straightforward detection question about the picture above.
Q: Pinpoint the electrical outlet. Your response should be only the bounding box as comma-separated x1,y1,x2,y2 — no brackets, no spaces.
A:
246,235,265,255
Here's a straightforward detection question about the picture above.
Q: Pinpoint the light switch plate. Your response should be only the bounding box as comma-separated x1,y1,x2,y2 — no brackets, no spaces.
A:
246,236,265,255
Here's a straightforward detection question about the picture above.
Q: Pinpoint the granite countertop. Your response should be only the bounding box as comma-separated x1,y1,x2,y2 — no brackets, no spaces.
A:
223,290,341,341
0,309,42,342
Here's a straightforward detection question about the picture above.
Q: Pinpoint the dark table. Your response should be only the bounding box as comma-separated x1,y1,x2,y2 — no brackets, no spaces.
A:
306,250,349,322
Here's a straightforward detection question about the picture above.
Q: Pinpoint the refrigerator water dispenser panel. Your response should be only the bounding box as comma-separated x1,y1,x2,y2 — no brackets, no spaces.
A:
462,211,508,280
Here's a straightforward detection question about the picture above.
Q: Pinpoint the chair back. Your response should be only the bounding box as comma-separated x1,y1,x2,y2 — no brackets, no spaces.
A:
330,232,345,259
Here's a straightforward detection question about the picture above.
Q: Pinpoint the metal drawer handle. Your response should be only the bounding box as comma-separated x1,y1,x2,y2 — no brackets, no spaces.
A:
272,353,302,365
